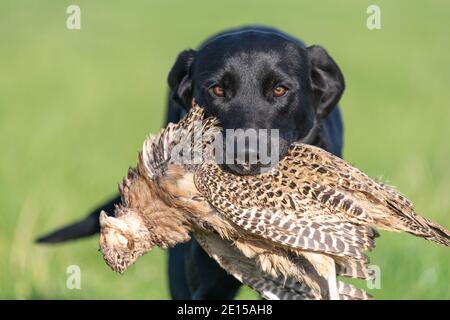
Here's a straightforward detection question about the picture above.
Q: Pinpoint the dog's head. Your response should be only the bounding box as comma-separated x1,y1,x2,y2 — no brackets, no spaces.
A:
168,27,344,175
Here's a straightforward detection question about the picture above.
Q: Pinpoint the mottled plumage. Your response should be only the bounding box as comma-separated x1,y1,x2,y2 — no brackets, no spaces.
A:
99,102,450,300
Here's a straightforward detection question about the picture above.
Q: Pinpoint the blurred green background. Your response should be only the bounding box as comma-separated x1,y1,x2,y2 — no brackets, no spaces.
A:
1,0,449,299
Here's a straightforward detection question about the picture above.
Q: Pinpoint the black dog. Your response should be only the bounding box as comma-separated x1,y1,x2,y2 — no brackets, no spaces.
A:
37,26,345,300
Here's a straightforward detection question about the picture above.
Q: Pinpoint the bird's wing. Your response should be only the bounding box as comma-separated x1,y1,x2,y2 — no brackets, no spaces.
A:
194,229,372,300
194,163,377,260
141,103,220,180
193,230,318,300
284,143,415,220
284,144,450,246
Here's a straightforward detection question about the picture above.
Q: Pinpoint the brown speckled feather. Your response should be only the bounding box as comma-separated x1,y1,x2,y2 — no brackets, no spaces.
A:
194,230,371,300
195,143,450,250
100,102,449,300
194,161,378,261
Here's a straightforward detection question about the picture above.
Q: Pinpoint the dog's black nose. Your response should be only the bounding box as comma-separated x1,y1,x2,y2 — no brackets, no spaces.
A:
220,129,282,175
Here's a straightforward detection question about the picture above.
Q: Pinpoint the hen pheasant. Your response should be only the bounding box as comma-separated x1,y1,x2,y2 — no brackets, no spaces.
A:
99,102,450,300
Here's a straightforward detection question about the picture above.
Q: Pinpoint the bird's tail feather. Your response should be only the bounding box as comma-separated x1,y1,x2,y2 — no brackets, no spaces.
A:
421,216,450,247
337,281,372,300
245,275,372,300
384,201,450,247
398,213,450,247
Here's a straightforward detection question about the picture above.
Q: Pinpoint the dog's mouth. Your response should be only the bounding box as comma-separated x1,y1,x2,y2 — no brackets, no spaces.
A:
209,124,295,176
221,151,279,175
218,131,288,175
223,162,268,175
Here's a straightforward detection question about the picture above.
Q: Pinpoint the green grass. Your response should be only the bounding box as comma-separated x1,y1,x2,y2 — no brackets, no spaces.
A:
1,0,449,299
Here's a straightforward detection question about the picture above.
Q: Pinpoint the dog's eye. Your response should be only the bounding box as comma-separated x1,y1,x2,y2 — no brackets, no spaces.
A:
273,86,288,97
210,85,225,97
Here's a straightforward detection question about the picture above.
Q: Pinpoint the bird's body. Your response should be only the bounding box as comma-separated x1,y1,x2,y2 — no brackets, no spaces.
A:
99,102,450,300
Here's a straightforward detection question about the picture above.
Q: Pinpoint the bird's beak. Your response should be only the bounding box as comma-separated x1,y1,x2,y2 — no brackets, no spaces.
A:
99,211,129,231
99,211,110,229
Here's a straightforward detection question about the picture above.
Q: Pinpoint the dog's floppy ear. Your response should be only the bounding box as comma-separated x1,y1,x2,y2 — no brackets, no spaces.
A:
306,45,345,118
168,49,196,109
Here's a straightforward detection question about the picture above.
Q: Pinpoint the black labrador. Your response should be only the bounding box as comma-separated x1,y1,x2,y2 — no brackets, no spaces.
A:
37,26,345,299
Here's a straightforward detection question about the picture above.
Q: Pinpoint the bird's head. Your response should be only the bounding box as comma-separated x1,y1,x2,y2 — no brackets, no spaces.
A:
99,210,153,274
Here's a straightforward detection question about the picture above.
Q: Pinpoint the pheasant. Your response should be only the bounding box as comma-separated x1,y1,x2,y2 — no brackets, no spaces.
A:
99,101,450,300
